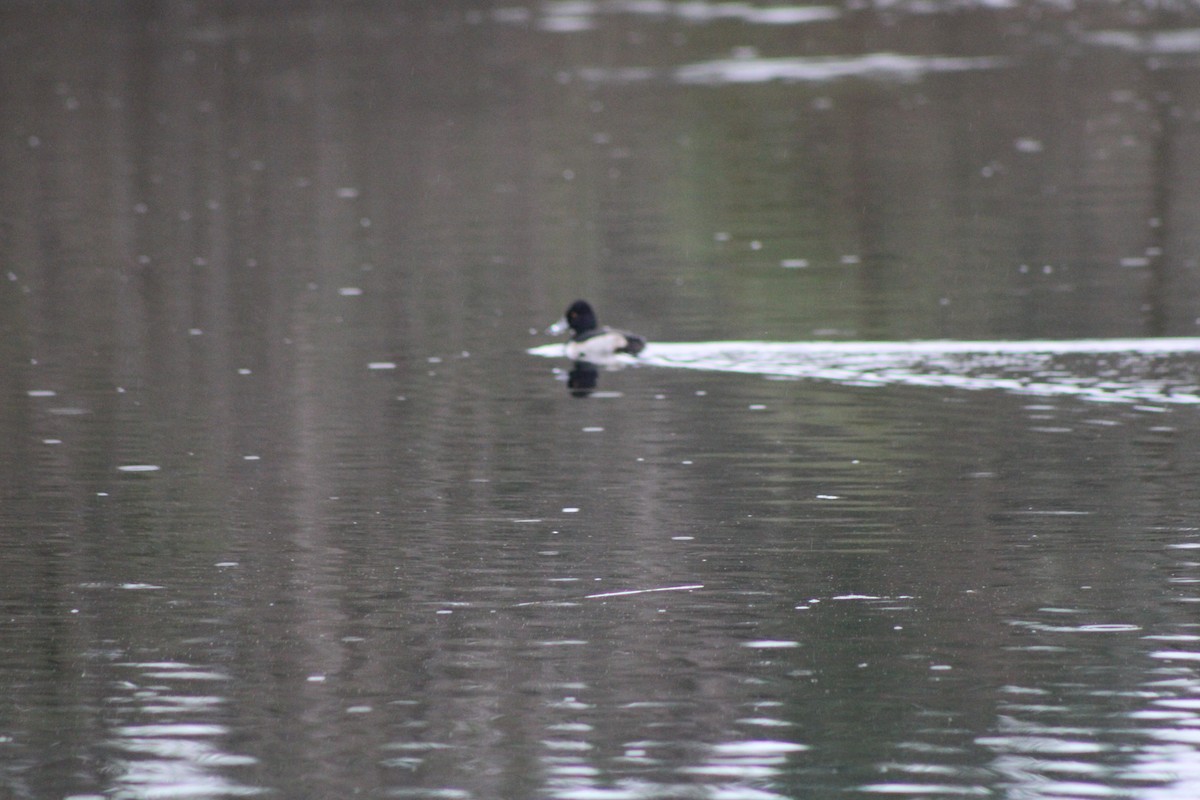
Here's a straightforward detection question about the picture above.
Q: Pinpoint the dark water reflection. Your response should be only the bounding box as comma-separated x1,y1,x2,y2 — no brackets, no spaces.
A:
5,2,1200,799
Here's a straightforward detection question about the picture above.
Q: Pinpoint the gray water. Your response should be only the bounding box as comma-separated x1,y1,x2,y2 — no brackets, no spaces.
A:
5,2,1200,799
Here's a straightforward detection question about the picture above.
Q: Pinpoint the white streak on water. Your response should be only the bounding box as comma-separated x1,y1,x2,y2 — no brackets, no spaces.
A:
1083,28,1200,54
528,339,1200,405
539,1,840,31
585,584,704,599
675,53,1008,85
575,51,1007,86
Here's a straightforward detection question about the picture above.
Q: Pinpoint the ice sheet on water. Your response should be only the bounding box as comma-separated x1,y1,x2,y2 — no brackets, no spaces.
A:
530,338,1200,405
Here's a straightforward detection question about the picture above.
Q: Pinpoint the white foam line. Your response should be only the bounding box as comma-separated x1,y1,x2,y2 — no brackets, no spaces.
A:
674,53,1008,85
643,338,1200,357
585,584,704,600
529,338,1200,360
528,338,1200,405
542,2,842,27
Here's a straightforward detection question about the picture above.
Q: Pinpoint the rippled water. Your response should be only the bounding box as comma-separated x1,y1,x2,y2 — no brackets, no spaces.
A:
533,337,1200,404
5,2,1200,799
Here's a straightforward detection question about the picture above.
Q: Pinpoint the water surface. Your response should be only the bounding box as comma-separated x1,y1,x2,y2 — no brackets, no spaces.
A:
4,2,1200,799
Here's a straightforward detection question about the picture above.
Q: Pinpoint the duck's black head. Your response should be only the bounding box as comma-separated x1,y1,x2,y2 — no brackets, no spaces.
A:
564,300,598,335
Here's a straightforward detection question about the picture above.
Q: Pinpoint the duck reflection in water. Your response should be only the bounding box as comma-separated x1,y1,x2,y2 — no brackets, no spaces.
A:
567,360,600,397
546,300,647,398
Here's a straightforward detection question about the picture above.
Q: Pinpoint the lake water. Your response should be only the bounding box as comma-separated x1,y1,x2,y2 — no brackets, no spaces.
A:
5,2,1200,799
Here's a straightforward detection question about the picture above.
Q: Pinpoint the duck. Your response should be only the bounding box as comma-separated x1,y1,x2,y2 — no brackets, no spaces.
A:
548,299,646,361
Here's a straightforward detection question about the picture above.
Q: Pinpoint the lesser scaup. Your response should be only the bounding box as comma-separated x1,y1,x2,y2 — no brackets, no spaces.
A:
549,299,646,361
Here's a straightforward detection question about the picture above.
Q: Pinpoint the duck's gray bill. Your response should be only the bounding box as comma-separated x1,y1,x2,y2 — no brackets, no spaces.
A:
546,317,568,335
